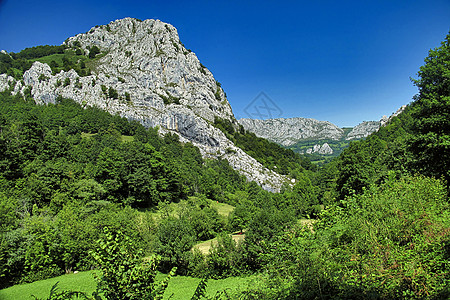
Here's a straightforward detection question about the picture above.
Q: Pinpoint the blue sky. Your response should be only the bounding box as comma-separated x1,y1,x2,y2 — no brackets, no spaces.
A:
0,0,449,127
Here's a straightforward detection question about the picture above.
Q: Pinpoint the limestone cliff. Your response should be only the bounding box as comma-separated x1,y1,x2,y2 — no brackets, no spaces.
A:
238,118,344,146
0,18,288,191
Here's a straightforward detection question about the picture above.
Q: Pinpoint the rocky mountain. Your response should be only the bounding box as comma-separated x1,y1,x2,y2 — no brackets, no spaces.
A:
239,118,382,144
239,116,399,157
238,118,345,147
305,143,334,155
0,17,288,191
345,121,382,140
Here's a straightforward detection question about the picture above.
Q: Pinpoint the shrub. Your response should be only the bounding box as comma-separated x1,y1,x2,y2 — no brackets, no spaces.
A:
91,228,175,300
88,46,100,59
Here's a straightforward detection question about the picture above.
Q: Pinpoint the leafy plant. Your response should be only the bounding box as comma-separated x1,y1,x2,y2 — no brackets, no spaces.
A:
91,227,175,300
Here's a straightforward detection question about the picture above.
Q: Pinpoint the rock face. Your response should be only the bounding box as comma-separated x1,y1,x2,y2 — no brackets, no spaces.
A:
239,114,403,155
305,143,333,155
0,17,288,192
345,121,381,140
238,118,344,146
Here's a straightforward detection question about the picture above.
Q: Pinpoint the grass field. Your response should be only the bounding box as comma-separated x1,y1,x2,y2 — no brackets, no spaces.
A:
0,271,97,300
150,198,235,220
209,201,234,217
0,271,251,300
33,53,73,66
80,132,134,143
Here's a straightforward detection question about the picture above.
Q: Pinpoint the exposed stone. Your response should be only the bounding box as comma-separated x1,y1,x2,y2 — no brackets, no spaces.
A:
239,118,344,146
0,17,289,192
305,143,333,155
345,121,381,140
380,105,407,127
0,74,15,92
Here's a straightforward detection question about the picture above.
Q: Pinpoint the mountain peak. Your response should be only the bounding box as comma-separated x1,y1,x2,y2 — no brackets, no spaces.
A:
0,17,290,192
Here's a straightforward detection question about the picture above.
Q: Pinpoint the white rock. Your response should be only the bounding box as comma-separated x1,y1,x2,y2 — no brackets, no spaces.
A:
0,17,289,192
239,117,345,146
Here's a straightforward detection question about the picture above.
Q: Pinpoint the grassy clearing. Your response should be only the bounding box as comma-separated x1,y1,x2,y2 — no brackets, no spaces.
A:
33,53,69,66
81,132,97,139
193,233,245,255
0,271,96,300
120,135,134,143
159,274,252,300
210,201,234,217
298,218,316,232
80,132,134,143
149,198,235,220
0,270,251,300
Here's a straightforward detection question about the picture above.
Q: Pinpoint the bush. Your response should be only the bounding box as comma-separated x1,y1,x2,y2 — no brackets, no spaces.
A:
205,233,244,278
91,228,175,300
88,46,100,59
154,217,195,274
254,175,450,299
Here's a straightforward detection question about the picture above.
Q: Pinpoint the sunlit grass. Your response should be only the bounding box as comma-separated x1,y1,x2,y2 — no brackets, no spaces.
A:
0,271,96,300
0,270,251,300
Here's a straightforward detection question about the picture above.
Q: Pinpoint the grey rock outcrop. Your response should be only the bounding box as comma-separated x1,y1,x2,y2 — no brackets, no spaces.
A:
0,17,289,192
0,74,15,92
380,105,407,127
239,118,344,146
345,121,381,140
305,143,333,155
238,112,406,154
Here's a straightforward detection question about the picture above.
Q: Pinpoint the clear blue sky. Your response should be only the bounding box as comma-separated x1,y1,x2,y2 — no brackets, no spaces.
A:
0,0,449,127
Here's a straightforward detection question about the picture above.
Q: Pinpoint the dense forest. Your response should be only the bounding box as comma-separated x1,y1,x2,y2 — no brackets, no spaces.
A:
0,32,449,299
0,48,319,290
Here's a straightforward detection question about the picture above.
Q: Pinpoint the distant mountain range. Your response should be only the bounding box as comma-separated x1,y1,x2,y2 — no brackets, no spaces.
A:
239,108,405,158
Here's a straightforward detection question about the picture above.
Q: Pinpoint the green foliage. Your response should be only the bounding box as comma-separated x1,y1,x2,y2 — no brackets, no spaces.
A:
280,172,319,217
11,45,66,60
205,233,244,279
243,206,296,271
154,217,195,274
88,46,100,59
0,45,91,79
107,87,118,99
408,32,450,185
328,107,413,200
91,227,173,300
251,175,450,299
159,92,181,105
213,117,315,177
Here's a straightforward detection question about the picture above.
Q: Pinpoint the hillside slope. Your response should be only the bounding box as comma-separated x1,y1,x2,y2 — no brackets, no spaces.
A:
0,18,288,191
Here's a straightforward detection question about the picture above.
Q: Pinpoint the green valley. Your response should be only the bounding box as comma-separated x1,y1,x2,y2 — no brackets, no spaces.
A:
0,17,449,300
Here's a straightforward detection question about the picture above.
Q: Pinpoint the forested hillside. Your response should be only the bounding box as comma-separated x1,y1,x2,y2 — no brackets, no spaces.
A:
0,87,318,291
240,32,450,299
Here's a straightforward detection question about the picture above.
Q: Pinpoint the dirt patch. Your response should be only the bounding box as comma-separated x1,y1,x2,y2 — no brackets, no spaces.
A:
299,219,316,232
193,233,245,255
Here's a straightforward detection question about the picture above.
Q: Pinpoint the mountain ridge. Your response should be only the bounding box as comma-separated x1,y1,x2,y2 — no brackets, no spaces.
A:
0,17,289,191
238,107,406,158
238,117,383,145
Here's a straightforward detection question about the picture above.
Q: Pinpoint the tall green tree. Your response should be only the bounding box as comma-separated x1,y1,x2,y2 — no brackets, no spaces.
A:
408,32,450,184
